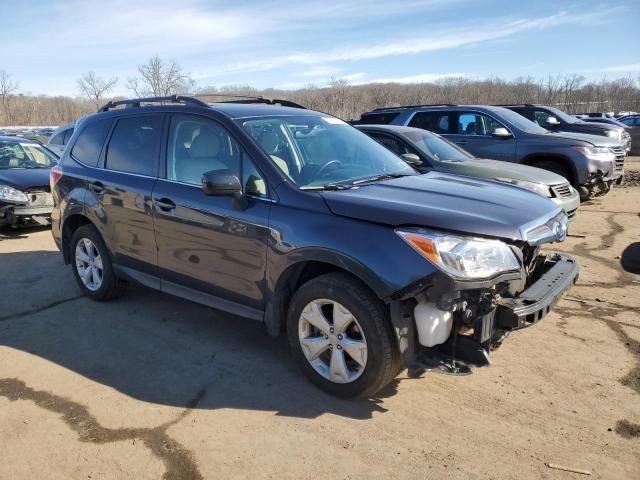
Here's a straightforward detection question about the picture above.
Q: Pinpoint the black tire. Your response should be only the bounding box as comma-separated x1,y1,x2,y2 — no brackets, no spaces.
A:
286,273,401,398
70,224,125,301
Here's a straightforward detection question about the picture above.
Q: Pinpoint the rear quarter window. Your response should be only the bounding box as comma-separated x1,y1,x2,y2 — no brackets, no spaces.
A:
70,119,113,167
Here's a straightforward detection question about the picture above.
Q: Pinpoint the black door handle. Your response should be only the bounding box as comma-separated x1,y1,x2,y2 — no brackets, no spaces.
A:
89,181,104,194
154,198,176,212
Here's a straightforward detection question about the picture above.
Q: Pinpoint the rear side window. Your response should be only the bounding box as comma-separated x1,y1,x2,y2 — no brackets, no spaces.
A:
105,115,163,176
71,119,112,167
409,112,452,134
359,112,400,125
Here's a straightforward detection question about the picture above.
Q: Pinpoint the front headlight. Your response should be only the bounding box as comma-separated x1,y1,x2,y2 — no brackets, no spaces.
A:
605,129,621,140
494,177,551,197
0,184,29,203
573,146,615,162
396,228,520,279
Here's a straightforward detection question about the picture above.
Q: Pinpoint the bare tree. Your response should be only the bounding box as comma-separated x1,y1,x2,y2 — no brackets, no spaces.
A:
77,72,118,109
0,70,19,123
126,56,194,97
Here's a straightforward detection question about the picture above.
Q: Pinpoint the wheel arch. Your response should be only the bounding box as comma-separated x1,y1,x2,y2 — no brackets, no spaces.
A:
521,154,578,186
264,253,390,337
61,213,94,264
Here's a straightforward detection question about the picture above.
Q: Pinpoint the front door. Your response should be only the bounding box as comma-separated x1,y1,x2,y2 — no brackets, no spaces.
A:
446,111,517,162
152,113,271,316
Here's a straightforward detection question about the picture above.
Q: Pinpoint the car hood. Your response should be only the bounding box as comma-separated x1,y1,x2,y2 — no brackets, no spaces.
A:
0,168,51,190
546,131,621,147
435,158,566,186
321,172,561,241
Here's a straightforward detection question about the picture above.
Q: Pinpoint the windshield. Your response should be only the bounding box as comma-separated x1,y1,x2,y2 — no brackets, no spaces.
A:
545,106,580,124
0,141,58,169
238,115,415,188
497,108,549,134
404,130,473,162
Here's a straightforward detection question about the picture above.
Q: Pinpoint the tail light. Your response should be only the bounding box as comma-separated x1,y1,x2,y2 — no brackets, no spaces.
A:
50,164,63,189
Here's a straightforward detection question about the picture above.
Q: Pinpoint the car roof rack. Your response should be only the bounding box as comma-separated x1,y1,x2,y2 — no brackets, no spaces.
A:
200,94,306,109
370,104,457,111
493,104,537,107
98,95,210,112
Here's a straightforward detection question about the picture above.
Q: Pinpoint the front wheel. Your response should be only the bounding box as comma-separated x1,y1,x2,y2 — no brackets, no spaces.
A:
287,273,401,398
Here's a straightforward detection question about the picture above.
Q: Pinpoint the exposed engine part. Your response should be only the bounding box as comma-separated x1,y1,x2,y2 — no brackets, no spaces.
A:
413,302,452,347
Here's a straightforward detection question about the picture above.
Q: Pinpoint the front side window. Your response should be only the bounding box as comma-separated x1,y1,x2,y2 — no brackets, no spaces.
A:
105,115,163,176
533,110,551,126
0,141,58,169
368,133,408,156
238,115,415,189
71,119,112,167
458,112,506,136
62,128,74,145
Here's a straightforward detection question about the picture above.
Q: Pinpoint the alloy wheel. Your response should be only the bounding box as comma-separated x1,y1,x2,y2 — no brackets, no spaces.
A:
75,238,104,291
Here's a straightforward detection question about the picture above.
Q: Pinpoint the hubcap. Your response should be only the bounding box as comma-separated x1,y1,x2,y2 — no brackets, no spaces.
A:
75,238,103,291
298,299,368,384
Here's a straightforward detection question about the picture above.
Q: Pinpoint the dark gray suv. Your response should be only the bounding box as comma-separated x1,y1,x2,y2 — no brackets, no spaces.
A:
355,105,625,199
51,96,577,398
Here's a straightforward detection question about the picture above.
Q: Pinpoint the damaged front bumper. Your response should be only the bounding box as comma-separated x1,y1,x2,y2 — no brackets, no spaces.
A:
390,253,579,373
0,203,53,228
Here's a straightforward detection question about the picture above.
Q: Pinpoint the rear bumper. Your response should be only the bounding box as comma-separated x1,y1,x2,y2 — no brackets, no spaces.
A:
495,254,578,330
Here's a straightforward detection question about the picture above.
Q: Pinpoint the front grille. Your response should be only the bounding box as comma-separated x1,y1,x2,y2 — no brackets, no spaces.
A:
567,208,577,219
551,183,573,198
610,147,625,174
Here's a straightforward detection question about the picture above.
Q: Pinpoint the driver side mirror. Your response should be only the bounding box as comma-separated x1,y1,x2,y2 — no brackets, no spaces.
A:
202,169,248,210
544,116,560,127
492,127,512,139
401,153,422,166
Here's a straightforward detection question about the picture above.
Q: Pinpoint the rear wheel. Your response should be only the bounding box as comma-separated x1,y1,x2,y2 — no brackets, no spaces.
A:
287,273,400,398
71,225,125,301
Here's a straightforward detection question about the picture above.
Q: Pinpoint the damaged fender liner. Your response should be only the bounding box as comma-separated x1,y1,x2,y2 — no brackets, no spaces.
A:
496,254,579,329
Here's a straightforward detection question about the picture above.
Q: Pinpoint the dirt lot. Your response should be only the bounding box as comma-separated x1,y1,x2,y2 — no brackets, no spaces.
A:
1,163,639,480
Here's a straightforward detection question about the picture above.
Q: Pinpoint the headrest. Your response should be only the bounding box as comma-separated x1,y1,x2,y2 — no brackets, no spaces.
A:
189,130,220,158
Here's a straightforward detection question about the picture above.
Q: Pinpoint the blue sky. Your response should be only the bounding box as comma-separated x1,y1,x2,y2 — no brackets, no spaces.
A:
2,0,639,96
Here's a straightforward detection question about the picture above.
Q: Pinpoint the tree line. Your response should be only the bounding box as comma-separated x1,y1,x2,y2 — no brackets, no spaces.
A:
1,56,639,126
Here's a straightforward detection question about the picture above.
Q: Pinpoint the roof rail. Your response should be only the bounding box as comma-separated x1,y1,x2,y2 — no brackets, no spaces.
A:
199,94,306,109
97,95,210,112
370,104,456,112
493,104,537,107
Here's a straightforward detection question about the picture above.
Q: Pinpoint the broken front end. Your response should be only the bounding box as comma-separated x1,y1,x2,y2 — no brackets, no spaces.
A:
390,212,578,374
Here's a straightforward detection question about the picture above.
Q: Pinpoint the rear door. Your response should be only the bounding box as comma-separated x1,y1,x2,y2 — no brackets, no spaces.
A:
152,113,271,316
446,111,517,162
88,114,164,277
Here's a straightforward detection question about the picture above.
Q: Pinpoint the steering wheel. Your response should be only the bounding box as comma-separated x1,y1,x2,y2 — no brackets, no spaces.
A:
314,160,343,180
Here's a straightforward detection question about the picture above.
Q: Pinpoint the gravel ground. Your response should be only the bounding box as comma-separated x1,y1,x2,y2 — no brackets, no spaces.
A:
0,165,639,479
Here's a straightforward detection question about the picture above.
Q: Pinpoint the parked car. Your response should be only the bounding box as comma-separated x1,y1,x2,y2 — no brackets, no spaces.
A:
354,104,625,199
51,95,577,398
0,136,58,228
616,115,640,155
576,116,632,155
500,105,628,152
356,124,580,219
47,123,75,156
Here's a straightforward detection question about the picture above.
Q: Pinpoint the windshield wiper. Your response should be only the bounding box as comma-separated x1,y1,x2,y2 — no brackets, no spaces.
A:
352,172,414,185
300,183,354,191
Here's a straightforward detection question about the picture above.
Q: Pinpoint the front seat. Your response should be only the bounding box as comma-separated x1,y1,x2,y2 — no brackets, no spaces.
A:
177,129,228,185
257,130,291,178
465,122,478,135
